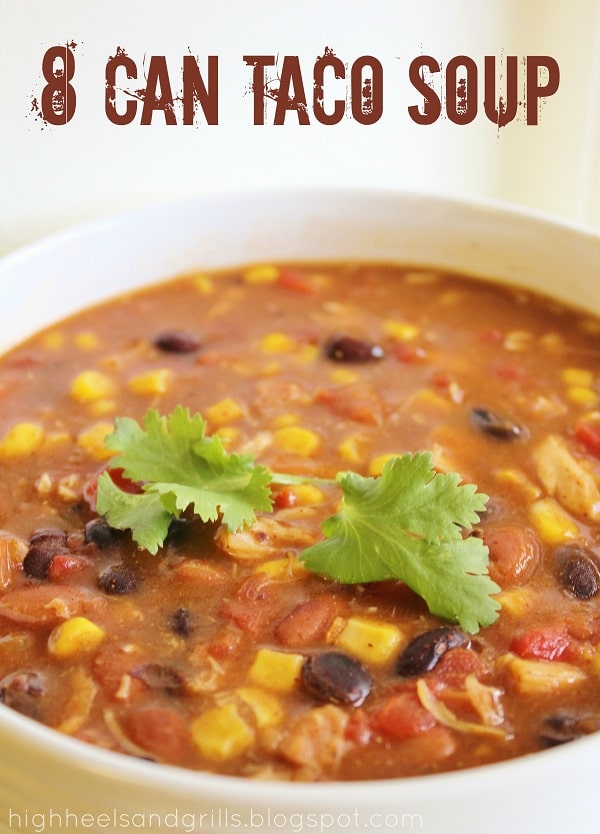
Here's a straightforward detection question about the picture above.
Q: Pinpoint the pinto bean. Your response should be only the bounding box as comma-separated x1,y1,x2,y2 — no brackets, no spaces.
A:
275,595,338,647
480,524,541,586
396,627,469,677
124,707,188,761
0,584,102,626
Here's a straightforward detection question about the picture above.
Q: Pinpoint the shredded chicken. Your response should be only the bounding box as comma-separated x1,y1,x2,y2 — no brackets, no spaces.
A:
533,434,600,520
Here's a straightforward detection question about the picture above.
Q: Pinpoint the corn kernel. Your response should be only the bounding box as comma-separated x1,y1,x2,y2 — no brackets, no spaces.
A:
127,368,171,396
529,497,579,543
205,397,245,425
295,344,320,364
539,332,564,350
192,273,214,295
0,422,45,457
70,370,117,403
42,331,65,350
330,368,360,385
274,426,321,456
271,412,298,428
498,653,586,694
567,386,598,407
254,556,307,579
259,362,281,377
291,484,325,505
338,432,368,465
334,616,403,664
75,331,100,351
561,367,594,387
236,687,284,727
77,422,115,460
494,468,541,500
191,703,253,760
368,453,397,477
48,616,105,659
243,264,279,284
248,648,304,692
383,320,420,341
495,588,534,617
214,426,240,444
504,330,532,352
89,399,116,418
42,431,71,451
590,647,600,677
259,332,296,354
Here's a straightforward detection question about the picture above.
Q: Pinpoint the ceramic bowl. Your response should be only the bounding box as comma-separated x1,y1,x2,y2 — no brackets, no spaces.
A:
0,189,599,834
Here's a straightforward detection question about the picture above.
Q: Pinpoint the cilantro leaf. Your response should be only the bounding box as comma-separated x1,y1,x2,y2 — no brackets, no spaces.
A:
95,406,273,554
95,408,501,631
96,472,173,554
300,454,500,632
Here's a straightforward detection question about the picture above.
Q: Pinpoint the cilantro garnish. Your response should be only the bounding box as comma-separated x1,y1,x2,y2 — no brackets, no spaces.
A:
95,406,500,632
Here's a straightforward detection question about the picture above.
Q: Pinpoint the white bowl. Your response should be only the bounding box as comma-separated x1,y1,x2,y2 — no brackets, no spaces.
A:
0,190,599,834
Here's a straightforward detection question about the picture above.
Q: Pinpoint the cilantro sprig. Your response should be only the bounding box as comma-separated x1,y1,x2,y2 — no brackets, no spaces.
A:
95,406,501,632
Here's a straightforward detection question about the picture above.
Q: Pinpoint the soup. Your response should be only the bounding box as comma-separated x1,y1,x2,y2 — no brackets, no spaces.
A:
0,261,599,781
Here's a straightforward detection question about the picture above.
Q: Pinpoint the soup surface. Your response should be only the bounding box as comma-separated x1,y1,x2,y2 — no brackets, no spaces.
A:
1,262,600,781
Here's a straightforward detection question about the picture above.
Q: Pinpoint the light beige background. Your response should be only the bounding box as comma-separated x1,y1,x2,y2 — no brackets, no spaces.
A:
2,0,599,255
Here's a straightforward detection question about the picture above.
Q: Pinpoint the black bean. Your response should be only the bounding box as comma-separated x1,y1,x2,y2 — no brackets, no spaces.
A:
302,651,372,706
325,336,385,363
130,663,186,691
23,544,58,579
85,518,122,549
0,670,46,718
540,713,600,747
97,564,137,595
153,330,200,354
470,407,526,441
396,627,469,677
555,544,600,600
170,606,192,637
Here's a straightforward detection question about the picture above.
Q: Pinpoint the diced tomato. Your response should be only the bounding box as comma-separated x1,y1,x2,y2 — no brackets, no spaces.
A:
47,554,88,581
92,644,147,700
83,465,143,512
345,708,372,745
220,598,269,634
371,690,436,740
315,383,383,426
432,371,452,390
492,359,526,382
394,343,426,363
207,622,243,659
272,486,297,509
277,268,317,294
478,327,503,344
575,420,600,459
430,648,486,687
510,626,571,661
